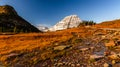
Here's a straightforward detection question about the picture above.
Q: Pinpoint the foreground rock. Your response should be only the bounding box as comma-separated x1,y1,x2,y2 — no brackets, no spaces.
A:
90,54,104,60
54,45,71,51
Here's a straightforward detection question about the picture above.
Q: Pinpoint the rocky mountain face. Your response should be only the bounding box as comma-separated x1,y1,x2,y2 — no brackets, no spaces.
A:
0,5,40,33
49,15,82,31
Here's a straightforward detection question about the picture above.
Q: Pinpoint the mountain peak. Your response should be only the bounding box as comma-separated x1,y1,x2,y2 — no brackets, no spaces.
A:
49,15,82,31
0,5,40,33
0,5,17,15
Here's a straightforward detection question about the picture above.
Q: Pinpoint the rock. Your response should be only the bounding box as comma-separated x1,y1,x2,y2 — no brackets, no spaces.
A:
102,35,106,39
71,64,75,67
7,53,19,58
105,40,115,47
76,63,80,67
103,63,109,67
90,47,94,50
80,48,89,51
57,63,63,66
114,40,120,46
113,32,120,36
113,63,120,67
90,54,104,60
112,60,116,65
68,63,71,66
49,15,82,31
54,45,71,51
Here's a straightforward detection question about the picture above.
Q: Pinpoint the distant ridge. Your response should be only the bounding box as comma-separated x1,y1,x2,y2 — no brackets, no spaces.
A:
95,19,120,28
0,5,40,33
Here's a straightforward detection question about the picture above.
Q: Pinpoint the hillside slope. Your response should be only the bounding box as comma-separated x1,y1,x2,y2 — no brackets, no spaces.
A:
95,19,120,28
1,25,120,67
0,5,40,33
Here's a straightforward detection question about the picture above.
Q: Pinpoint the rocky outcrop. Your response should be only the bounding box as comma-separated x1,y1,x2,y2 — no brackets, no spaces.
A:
49,15,82,31
0,5,40,33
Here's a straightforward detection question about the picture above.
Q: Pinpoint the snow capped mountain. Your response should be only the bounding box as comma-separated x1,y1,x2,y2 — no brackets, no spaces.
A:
49,15,82,31
37,25,49,32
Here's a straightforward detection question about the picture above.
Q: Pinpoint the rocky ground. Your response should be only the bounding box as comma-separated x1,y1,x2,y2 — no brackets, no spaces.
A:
1,27,120,67
34,28,120,67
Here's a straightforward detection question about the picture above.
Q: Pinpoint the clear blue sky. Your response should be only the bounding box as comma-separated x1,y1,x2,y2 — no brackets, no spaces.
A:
0,0,120,27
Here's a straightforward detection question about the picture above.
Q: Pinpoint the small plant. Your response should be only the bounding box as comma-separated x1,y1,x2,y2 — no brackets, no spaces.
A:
108,46,115,50
88,59,96,63
73,38,83,43
103,39,110,43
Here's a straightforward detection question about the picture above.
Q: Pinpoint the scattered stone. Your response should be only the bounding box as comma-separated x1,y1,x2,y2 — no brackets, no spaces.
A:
7,53,19,58
103,63,109,67
54,43,59,45
90,54,104,60
76,63,80,67
113,32,119,36
54,45,71,51
80,48,89,51
102,35,106,39
71,64,75,67
115,40,120,46
68,63,71,66
112,60,116,65
90,47,94,50
57,63,63,66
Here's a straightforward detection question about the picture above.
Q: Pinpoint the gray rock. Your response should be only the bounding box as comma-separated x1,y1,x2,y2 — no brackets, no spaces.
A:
54,45,71,51
90,54,104,60
80,48,89,51
7,53,19,58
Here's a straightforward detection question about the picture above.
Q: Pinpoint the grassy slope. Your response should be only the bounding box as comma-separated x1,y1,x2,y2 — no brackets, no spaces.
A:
94,19,120,28
0,19,120,66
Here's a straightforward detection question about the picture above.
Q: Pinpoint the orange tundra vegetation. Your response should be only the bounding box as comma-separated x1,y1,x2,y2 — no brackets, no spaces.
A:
1,19,117,66
94,19,120,28
0,27,96,66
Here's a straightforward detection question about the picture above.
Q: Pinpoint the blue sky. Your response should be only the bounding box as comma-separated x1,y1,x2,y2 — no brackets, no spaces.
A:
0,0,120,27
